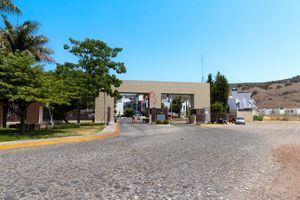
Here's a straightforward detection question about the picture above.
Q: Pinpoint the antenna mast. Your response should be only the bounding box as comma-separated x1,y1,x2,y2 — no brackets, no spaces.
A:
201,54,204,82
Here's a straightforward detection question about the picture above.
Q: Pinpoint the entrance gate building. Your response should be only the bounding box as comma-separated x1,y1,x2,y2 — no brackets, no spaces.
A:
95,80,210,124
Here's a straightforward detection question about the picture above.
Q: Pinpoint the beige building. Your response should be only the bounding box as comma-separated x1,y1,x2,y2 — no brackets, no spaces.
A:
95,80,210,123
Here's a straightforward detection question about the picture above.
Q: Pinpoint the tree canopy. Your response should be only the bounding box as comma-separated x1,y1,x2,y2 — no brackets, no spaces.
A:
52,38,127,123
0,16,54,62
207,72,229,113
63,38,126,98
172,96,183,116
0,0,21,15
0,52,56,131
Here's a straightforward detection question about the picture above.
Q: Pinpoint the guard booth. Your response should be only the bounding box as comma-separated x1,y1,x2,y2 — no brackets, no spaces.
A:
190,108,211,124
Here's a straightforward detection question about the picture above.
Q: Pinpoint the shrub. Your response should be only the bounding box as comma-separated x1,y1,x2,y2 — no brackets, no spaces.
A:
124,108,134,117
80,122,104,126
156,120,162,124
284,82,292,87
253,115,263,121
276,85,282,89
53,123,80,129
163,120,169,124
252,90,258,96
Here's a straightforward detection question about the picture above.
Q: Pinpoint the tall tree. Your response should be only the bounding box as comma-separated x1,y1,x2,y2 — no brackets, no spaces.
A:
207,73,214,104
51,62,85,123
0,0,21,15
63,38,127,123
0,16,53,62
172,96,183,117
0,52,56,132
0,17,53,127
210,72,229,114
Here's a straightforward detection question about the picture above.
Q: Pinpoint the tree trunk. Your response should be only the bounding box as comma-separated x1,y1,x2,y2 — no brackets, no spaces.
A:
77,100,81,124
63,114,69,123
2,104,8,128
19,104,27,133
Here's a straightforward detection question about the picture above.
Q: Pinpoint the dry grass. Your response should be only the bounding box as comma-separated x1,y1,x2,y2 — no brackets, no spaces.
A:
269,144,300,199
264,115,300,121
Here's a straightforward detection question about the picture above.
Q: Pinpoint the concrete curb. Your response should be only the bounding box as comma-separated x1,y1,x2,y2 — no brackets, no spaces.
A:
0,124,120,150
194,124,225,127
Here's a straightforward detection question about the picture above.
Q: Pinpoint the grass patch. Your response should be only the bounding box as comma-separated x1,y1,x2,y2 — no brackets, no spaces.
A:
0,124,104,142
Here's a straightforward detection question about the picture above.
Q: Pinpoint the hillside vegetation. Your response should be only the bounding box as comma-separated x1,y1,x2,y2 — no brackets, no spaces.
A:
230,76,300,109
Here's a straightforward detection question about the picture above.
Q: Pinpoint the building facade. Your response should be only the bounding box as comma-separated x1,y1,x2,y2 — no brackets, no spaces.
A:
95,80,210,124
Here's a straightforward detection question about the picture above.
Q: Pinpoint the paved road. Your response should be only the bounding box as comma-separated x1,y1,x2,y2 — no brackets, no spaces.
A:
0,123,299,199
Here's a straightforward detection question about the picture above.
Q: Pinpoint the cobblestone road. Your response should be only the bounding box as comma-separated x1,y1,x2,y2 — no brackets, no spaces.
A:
0,122,299,199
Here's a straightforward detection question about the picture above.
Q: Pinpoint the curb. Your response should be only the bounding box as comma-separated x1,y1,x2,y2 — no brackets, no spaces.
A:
0,124,120,150
194,124,225,127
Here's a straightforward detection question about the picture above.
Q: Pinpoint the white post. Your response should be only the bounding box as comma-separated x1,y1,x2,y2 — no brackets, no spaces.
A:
170,98,173,121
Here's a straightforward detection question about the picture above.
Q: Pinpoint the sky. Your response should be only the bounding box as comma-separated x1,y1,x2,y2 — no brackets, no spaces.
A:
5,0,300,83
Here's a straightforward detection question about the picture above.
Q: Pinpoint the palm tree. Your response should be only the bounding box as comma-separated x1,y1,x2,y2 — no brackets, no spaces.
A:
0,0,21,15
0,16,54,62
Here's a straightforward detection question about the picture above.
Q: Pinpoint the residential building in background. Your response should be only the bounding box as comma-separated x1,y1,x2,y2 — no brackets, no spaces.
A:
228,88,257,112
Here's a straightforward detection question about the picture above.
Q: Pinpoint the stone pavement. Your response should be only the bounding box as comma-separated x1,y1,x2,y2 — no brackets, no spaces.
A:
0,123,299,199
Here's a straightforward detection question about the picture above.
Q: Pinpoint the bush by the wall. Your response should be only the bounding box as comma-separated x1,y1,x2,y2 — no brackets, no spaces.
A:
156,120,162,124
80,122,104,126
253,115,263,121
53,123,80,129
163,120,169,125
124,108,134,117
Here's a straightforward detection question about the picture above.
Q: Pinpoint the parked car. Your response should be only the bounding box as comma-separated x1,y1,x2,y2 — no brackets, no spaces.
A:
217,118,227,124
135,114,142,120
235,117,245,125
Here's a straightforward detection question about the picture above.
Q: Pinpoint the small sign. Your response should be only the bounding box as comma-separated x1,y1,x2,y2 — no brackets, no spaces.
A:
157,114,166,121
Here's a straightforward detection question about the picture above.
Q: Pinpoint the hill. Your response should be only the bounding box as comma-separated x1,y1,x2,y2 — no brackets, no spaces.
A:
230,76,300,109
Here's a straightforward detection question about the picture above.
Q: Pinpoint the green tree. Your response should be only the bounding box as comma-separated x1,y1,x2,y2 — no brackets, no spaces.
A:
211,101,225,114
207,73,213,85
209,72,229,114
0,17,53,127
51,62,90,123
0,0,21,15
172,96,183,117
0,16,53,61
124,108,134,117
207,73,214,104
0,52,56,132
63,38,126,123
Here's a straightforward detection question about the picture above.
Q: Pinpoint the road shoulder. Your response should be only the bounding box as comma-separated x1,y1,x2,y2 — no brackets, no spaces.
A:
0,123,120,150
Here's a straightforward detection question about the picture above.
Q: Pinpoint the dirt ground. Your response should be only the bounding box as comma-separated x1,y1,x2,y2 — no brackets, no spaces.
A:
268,144,300,199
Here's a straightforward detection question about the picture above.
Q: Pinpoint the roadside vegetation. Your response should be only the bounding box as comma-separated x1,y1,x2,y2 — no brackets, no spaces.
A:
207,72,229,114
0,0,126,133
0,123,104,142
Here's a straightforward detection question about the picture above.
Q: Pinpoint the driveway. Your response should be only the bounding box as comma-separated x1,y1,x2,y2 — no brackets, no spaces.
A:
0,123,299,199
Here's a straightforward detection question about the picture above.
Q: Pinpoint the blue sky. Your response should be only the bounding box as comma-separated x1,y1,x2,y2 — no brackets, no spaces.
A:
6,0,300,83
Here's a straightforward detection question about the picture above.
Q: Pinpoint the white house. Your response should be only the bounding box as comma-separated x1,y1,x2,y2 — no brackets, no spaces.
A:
285,108,300,115
228,88,257,113
161,98,191,118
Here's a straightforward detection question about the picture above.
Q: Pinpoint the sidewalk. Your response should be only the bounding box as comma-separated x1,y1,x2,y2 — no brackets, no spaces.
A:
0,123,120,150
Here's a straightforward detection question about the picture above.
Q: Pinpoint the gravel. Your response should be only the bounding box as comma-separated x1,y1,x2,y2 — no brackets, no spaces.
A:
0,122,299,199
